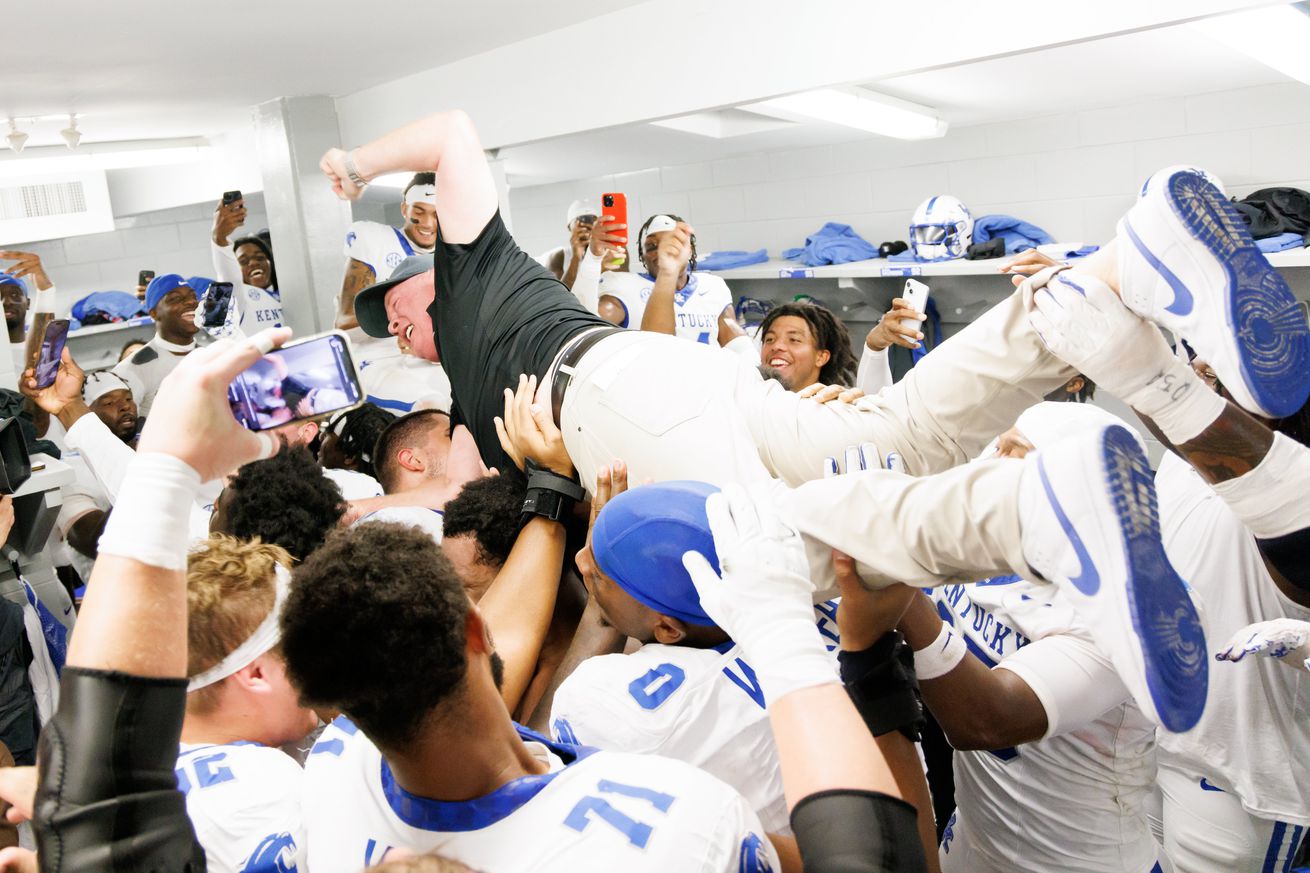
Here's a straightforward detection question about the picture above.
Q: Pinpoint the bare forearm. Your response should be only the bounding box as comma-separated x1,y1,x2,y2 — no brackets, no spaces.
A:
526,596,625,732
875,732,941,873
769,684,901,810
1144,400,1274,484
479,518,565,712
639,275,678,335
351,111,496,244
68,555,187,677
336,258,376,330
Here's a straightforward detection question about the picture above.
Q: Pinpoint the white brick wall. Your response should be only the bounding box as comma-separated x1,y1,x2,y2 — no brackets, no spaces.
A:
509,83,1310,260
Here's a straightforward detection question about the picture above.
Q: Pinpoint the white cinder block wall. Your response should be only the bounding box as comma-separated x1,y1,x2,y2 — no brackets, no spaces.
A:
10,194,270,304
509,83,1310,260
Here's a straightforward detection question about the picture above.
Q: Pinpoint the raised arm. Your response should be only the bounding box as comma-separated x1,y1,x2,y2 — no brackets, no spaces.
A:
322,111,497,245
639,221,694,336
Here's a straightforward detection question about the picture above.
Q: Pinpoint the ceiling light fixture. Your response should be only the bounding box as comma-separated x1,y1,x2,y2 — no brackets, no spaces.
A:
0,140,211,178
5,119,27,154
742,87,948,140
60,115,81,149
1192,3,1310,86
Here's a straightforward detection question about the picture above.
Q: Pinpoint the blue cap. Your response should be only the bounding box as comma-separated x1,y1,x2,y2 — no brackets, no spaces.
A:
591,481,721,627
144,273,192,313
0,274,27,295
186,276,215,295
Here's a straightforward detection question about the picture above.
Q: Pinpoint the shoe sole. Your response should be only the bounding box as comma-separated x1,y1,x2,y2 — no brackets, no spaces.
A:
1101,424,1208,733
1036,425,1208,733
1129,171,1309,418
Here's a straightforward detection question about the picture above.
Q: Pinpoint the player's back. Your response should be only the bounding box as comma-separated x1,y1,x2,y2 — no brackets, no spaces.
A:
933,577,1158,873
302,717,779,873
176,741,304,873
599,271,732,346
548,601,838,834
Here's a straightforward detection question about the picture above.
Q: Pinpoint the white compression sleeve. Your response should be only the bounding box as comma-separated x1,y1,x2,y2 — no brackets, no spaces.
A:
1209,432,1310,537
855,345,892,395
570,250,602,313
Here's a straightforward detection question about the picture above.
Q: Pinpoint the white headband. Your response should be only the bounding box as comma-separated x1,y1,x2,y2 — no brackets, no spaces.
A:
83,371,134,406
187,564,291,692
566,199,599,228
404,184,437,207
644,214,678,235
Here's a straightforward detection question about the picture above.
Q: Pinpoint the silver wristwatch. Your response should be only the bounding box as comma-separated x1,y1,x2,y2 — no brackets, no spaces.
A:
343,150,368,189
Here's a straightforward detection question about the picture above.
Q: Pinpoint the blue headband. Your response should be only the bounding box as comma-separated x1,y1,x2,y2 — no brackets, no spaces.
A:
592,481,721,627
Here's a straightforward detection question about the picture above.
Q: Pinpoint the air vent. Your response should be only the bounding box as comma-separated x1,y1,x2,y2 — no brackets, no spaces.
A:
0,180,88,220
0,169,113,245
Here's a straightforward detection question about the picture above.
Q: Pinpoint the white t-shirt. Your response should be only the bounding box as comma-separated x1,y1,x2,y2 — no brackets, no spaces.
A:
54,449,111,583
932,577,1158,873
176,741,305,873
323,467,383,501
599,272,733,345
347,328,452,414
549,601,840,835
112,335,194,417
301,717,779,873
1154,453,1310,826
343,221,433,279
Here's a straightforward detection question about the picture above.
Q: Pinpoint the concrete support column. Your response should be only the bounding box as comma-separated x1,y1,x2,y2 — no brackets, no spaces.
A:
252,96,352,334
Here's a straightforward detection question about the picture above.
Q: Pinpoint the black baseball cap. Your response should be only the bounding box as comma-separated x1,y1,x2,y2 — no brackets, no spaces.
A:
354,254,434,338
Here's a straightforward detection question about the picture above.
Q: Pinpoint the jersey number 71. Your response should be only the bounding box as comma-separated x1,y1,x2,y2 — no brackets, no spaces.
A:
563,779,675,849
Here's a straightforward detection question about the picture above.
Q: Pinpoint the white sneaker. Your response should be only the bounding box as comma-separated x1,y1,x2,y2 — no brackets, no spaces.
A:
1118,166,1310,419
1020,423,1208,732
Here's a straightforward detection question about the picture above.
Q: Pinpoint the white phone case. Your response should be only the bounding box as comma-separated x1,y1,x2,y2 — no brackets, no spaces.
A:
901,279,931,332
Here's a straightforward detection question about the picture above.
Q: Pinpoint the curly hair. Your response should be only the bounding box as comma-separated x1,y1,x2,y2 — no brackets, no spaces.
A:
186,535,293,714
758,301,859,387
326,403,395,479
281,523,470,751
440,474,527,571
217,447,346,562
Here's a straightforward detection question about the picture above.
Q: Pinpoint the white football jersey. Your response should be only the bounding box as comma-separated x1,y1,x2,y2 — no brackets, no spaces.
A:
932,577,1158,873
1154,453,1310,827
344,220,433,279
234,284,283,334
598,271,733,345
176,741,304,873
302,718,779,873
549,601,840,835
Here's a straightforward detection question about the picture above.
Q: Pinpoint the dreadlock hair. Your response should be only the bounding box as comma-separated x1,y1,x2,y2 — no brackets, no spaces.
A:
325,403,394,479
758,301,860,388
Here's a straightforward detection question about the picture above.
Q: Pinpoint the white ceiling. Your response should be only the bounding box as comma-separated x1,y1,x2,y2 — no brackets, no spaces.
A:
499,24,1292,186
4,0,647,148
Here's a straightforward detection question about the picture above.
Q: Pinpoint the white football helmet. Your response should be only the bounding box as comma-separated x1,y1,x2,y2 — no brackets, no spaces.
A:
909,195,973,261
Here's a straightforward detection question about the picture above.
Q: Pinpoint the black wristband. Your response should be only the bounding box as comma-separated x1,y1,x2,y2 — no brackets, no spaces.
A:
521,459,585,524
791,789,927,873
838,631,925,742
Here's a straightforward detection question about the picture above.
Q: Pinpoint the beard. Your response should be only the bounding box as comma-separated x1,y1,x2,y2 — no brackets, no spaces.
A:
490,651,505,692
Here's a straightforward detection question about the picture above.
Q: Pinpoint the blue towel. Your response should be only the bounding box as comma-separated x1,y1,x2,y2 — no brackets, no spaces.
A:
972,214,1055,254
1060,245,1100,259
70,290,147,323
697,249,769,271
1256,232,1305,253
783,223,879,267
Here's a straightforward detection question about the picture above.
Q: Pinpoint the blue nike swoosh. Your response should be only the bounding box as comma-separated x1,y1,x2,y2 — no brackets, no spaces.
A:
1035,456,1100,595
1199,778,1225,792
1122,218,1194,316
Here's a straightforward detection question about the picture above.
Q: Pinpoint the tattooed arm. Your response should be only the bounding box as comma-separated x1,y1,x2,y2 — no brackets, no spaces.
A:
1141,401,1274,485
335,258,376,331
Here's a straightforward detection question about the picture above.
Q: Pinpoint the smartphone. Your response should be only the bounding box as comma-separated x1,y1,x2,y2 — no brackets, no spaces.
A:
901,279,931,332
33,319,70,390
600,193,627,267
227,331,363,432
222,190,243,206
138,269,155,287
200,281,235,329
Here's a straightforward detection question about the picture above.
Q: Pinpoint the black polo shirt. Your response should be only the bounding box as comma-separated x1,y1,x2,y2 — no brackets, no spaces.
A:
429,211,610,473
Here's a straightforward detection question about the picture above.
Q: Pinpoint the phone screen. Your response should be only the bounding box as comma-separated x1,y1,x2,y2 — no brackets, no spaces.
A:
227,332,362,431
34,320,70,390
202,282,235,328
138,270,155,287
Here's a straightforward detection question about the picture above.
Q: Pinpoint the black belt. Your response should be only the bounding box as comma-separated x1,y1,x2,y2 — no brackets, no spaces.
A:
550,327,623,427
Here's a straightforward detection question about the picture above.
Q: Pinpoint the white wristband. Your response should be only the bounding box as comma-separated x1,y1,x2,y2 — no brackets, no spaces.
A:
1210,432,1310,538
31,287,56,314
97,453,202,571
913,622,968,680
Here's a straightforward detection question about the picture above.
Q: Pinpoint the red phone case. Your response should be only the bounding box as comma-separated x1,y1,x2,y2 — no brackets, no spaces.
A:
600,192,627,234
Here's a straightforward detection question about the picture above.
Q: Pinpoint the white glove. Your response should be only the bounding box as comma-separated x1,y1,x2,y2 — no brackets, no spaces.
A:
1028,270,1224,443
1215,619,1310,673
823,442,903,477
681,484,838,705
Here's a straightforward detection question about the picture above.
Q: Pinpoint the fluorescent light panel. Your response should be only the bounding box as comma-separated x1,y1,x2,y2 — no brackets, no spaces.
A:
1192,3,1310,86
742,87,948,140
0,140,211,178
